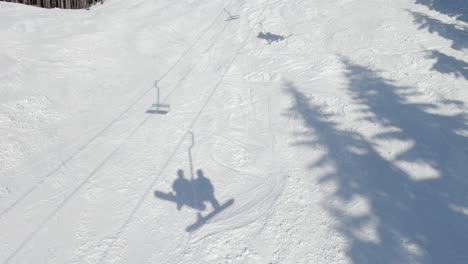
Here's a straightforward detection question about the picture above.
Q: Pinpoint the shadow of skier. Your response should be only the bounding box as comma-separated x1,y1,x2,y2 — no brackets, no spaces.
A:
194,169,220,210
154,168,234,232
257,32,292,44
172,169,205,210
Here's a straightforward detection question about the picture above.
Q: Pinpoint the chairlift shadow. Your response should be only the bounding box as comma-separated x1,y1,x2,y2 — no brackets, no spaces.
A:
146,80,170,114
257,31,292,45
146,104,170,114
154,132,234,232
224,8,239,21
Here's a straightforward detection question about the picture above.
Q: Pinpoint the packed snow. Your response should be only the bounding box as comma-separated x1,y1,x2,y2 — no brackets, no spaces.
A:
0,0,467,263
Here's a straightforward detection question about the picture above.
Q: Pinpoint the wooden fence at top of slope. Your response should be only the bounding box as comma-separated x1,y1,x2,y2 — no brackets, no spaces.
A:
1,0,104,9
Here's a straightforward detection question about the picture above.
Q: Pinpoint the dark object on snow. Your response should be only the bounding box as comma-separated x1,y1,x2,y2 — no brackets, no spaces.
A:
146,80,170,114
1,0,104,9
185,198,234,232
223,8,239,21
257,32,292,44
155,168,235,232
154,169,222,212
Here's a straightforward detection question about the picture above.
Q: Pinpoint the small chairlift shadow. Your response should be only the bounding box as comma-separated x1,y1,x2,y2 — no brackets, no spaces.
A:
224,8,239,21
146,80,170,114
257,31,292,45
256,22,292,45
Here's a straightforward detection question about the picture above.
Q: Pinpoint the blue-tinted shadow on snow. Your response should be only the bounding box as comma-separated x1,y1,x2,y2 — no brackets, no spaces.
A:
414,0,468,22
408,10,468,51
283,57,468,263
257,32,292,45
154,169,234,232
426,50,468,80
408,10,467,82
146,104,170,114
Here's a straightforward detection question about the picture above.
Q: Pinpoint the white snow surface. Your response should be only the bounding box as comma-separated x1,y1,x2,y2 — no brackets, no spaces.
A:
1,0,467,263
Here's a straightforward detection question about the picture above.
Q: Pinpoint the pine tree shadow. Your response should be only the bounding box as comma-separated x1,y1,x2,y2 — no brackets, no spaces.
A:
414,0,468,22
408,10,468,51
407,10,468,81
283,57,468,263
426,50,468,80
257,32,292,45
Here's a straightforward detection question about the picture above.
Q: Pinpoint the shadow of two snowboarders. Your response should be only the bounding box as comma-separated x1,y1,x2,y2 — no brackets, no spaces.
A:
257,31,292,45
170,169,220,211
154,169,234,232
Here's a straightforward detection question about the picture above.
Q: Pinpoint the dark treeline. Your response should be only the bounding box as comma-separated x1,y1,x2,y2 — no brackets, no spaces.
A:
1,0,103,9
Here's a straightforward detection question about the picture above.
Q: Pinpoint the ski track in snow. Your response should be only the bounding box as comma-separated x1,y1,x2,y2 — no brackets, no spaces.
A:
1,0,468,263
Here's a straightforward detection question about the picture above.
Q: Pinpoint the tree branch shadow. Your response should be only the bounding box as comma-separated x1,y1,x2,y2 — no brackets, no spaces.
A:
426,50,468,80
283,57,468,263
408,10,468,83
409,10,468,51
414,0,468,22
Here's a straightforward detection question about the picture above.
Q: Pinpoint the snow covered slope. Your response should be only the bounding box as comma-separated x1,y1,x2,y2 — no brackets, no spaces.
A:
1,0,467,263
